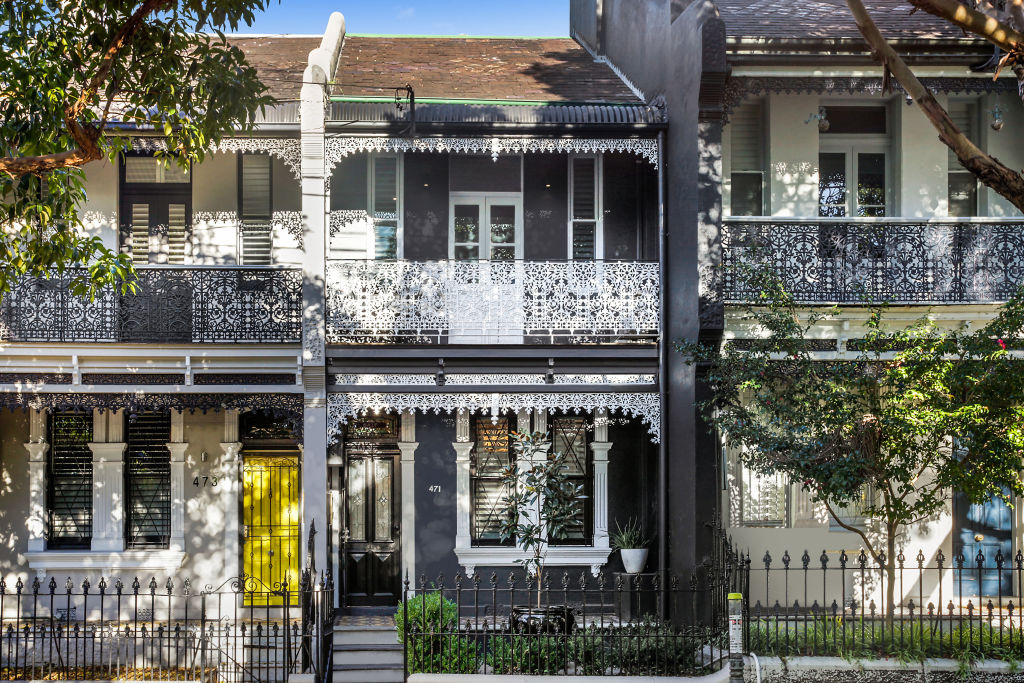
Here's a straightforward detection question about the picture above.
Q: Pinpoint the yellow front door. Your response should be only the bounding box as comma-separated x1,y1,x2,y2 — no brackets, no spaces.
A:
242,453,300,605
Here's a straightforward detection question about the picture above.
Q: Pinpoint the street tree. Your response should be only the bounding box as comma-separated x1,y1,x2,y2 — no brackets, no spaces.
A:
679,264,1024,616
846,0,1024,212
0,1,275,296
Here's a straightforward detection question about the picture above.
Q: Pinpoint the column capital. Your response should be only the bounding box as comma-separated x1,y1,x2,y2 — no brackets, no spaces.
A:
88,442,126,463
453,442,474,461
166,442,189,461
220,442,243,460
589,441,613,461
24,442,49,461
397,442,419,461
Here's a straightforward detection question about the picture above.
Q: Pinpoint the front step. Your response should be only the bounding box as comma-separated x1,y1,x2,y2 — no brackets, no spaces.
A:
335,643,403,667
333,662,404,683
334,624,397,647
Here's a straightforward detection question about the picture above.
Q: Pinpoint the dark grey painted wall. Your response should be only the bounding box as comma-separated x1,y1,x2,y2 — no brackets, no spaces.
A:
403,154,450,260
523,155,568,260
412,414,657,583
331,154,367,211
603,153,642,260
413,413,460,582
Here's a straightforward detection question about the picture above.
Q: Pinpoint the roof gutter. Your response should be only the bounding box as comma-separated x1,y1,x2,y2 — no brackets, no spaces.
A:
324,120,667,134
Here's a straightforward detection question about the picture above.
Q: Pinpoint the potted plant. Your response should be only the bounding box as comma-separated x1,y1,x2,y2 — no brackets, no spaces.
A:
611,518,650,574
498,431,584,634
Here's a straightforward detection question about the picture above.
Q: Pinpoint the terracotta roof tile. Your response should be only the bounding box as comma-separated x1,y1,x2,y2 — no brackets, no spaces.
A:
718,0,970,40
333,36,638,103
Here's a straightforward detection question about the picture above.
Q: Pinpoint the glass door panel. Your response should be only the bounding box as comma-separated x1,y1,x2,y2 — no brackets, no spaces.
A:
818,152,847,217
453,201,483,260
488,202,518,260
856,153,886,217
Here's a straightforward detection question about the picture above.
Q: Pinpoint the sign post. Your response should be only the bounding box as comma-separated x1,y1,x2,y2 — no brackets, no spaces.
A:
728,592,744,682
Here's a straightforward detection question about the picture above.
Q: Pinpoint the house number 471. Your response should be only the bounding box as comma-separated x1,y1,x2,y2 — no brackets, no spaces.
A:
427,485,441,493
193,476,219,487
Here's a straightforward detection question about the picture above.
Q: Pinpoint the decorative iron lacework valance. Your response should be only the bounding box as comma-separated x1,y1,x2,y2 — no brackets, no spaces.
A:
324,136,660,170
192,211,304,248
0,392,302,416
723,76,1020,121
326,392,661,443
332,374,657,385
130,137,302,179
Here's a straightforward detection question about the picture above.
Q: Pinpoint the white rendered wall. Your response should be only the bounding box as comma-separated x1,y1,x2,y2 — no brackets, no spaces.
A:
767,94,819,217
192,152,240,264
80,160,118,251
897,94,948,217
983,93,1024,217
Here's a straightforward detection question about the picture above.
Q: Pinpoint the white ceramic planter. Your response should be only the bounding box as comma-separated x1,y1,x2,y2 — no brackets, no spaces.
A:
620,548,649,574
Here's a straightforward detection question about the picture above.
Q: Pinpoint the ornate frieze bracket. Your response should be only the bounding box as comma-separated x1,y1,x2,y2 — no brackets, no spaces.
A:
130,137,302,178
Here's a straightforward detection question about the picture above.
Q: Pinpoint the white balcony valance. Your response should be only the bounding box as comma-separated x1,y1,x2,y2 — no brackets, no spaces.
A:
326,391,661,444
130,137,302,179
324,135,659,171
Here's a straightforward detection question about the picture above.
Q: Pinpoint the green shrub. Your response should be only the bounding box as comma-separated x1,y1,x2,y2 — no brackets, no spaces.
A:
487,635,568,675
395,591,479,674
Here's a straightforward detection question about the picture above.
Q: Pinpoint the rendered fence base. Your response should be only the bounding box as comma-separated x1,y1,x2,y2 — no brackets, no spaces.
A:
408,669,730,683
749,656,1024,682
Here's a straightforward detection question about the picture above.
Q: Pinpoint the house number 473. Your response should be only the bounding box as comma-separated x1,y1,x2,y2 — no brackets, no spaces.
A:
193,476,219,487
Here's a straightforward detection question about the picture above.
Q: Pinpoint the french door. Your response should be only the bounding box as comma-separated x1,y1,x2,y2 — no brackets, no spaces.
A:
818,143,889,217
448,196,524,343
449,196,523,260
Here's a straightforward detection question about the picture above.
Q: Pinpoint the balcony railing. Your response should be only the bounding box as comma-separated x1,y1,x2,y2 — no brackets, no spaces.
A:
1,266,303,343
723,218,1024,305
326,259,660,344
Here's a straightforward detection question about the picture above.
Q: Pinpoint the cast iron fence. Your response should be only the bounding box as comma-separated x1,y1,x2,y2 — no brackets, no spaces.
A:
326,259,660,344
0,570,332,683
399,559,744,678
0,266,302,343
723,218,1024,305
742,547,1024,661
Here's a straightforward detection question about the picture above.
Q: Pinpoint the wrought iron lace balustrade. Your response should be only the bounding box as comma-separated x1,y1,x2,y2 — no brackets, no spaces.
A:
0,266,302,343
723,218,1024,304
325,259,660,344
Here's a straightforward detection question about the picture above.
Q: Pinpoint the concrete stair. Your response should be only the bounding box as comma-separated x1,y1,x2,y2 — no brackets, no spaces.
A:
333,622,403,683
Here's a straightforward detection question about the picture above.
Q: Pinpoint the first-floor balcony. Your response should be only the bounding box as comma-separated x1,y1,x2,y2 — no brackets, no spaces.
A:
326,259,660,344
723,218,1024,305
0,266,302,343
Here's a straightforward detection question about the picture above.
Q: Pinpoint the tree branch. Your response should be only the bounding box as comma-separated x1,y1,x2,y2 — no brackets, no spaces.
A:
847,0,1024,214
822,497,880,561
906,0,1024,54
0,0,173,177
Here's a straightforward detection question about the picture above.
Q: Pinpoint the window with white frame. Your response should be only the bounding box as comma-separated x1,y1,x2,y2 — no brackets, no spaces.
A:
124,412,172,549
549,416,592,545
729,100,765,216
739,461,789,527
569,155,601,259
818,106,890,218
370,155,400,259
239,153,273,265
46,413,93,549
948,100,979,217
470,416,515,546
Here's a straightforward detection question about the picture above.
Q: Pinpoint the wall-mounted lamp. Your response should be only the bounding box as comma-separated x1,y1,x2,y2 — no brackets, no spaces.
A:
991,104,1004,131
806,106,830,132
905,94,914,106
201,450,208,462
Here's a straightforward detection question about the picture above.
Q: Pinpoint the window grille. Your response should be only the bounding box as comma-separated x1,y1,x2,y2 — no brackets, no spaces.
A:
125,412,172,549
47,413,93,549
470,416,514,546
550,416,592,545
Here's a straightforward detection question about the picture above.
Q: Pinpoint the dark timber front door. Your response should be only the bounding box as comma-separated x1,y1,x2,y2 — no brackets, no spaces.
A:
344,443,401,606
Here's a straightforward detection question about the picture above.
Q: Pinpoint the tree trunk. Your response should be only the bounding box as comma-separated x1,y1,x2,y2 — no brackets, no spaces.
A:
885,524,897,626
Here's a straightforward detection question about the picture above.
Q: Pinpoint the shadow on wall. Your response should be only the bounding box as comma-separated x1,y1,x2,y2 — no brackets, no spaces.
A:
0,411,30,580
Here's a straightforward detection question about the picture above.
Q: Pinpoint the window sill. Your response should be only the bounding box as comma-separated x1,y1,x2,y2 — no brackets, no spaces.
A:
25,550,187,576
454,545,611,577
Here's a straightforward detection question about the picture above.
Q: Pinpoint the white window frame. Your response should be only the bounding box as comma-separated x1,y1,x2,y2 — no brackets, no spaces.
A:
452,410,612,577
24,409,187,575
238,152,274,266
568,153,604,259
448,193,524,260
819,137,892,218
368,153,403,259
